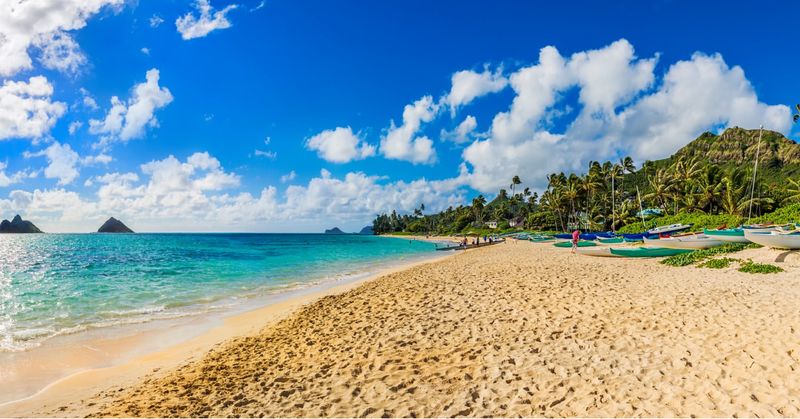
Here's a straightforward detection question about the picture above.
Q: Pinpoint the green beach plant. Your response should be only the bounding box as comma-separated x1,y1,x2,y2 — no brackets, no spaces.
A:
660,243,757,267
698,257,737,269
738,260,784,274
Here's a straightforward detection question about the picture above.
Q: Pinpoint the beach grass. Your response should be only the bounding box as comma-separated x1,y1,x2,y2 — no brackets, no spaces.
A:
660,242,758,267
738,260,784,274
698,257,737,269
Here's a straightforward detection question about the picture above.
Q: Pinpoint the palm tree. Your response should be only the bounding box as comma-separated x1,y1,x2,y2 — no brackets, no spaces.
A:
717,171,748,215
510,175,522,198
671,157,702,210
497,189,509,201
715,169,774,216
564,174,581,228
471,195,486,223
794,104,800,123
580,173,601,222
783,179,800,203
541,190,565,231
509,175,522,217
644,168,673,212
608,163,624,231
693,166,722,212
620,156,636,175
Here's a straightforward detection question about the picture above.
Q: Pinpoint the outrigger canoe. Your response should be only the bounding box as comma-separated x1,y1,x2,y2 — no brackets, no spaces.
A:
642,234,725,249
743,230,800,249
529,235,555,242
576,247,622,257
553,241,597,248
609,247,693,258
621,233,650,242
702,228,749,243
647,223,693,235
596,237,624,245
554,231,615,240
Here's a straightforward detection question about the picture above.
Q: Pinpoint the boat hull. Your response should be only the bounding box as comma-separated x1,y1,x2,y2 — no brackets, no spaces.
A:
553,241,597,248
647,223,693,235
703,228,750,243
529,236,554,242
576,247,621,257
609,247,693,258
743,230,800,249
642,235,725,249
596,237,624,245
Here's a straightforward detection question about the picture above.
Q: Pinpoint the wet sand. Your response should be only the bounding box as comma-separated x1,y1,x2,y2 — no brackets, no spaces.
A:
8,240,800,417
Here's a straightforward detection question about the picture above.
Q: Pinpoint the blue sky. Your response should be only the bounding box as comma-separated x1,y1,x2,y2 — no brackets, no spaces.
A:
0,0,798,232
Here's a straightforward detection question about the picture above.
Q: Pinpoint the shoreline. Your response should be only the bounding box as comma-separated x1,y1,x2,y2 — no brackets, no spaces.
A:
0,246,454,417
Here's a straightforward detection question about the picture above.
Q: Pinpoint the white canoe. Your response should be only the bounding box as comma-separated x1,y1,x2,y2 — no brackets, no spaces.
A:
576,247,622,257
647,223,693,235
743,230,800,249
642,234,726,250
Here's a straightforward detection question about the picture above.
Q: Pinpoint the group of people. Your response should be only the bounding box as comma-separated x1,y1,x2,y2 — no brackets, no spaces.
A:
460,235,496,248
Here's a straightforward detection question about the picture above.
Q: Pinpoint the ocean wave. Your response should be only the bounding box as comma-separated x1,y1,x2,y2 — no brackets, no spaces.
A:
1,235,440,353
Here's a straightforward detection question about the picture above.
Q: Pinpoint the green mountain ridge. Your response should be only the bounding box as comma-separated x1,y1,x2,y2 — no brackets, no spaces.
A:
672,127,800,166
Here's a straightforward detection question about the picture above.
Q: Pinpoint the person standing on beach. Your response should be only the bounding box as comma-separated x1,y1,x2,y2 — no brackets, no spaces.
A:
571,229,580,253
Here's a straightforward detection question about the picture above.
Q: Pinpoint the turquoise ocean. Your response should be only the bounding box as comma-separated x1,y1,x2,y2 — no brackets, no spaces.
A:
0,234,438,352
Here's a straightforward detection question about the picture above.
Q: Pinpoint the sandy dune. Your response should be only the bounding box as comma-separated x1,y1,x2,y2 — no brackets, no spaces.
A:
49,241,800,416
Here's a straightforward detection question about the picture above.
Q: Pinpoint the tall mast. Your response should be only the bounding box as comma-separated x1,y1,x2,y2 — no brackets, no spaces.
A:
637,185,646,230
747,125,764,223
611,172,615,233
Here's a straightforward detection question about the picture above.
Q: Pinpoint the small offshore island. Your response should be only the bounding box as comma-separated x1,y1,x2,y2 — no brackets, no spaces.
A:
0,215,42,233
97,217,134,233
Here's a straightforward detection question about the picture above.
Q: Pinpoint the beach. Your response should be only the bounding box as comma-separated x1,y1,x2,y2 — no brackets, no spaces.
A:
5,239,800,416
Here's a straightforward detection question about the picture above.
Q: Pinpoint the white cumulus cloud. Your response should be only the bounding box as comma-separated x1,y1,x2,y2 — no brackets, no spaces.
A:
0,150,466,232
149,14,165,28
306,126,375,163
280,170,296,183
89,68,173,146
445,66,507,113
24,141,81,185
0,162,36,187
32,31,88,75
380,95,439,164
0,76,66,141
461,39,790,193
176,0,239,40
441,115,478,144
0,0,124,77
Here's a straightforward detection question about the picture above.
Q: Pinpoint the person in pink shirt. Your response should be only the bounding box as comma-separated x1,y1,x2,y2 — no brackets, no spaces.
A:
571,229,580,253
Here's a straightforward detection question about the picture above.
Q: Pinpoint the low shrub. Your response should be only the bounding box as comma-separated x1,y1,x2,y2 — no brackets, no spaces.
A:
752,203,800,225
698,257,737,269
660,243,757,267
738,260,784,274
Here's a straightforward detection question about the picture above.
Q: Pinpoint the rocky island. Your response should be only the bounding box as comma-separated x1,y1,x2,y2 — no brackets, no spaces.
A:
97,217,134,233
324,227,346,234
0,215,43,233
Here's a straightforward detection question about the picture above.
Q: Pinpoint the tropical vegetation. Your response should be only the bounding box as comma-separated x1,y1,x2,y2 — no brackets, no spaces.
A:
738,260,784,274
372,127,800,235
660,243,756,267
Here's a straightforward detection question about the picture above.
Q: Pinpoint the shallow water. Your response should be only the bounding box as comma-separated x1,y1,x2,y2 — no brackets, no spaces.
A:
0,233,436,352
